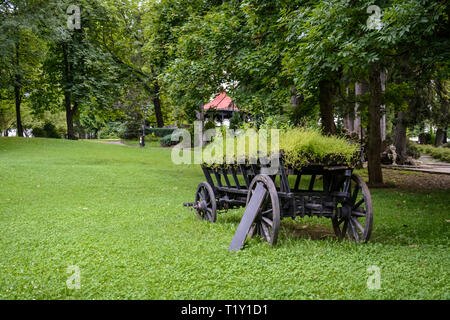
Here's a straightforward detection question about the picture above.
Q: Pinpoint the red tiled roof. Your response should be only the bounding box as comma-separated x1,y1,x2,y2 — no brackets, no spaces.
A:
203,92,239,111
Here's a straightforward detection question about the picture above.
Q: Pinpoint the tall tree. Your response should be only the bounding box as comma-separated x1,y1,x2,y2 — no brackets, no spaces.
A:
0,0,45,137
36,0,121,139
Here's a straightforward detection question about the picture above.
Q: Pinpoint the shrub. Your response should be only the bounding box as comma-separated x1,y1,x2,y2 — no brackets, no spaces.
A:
204,120,216,131
159,134,178,147
417,144,450,163
32,121,61,138
229,112,243,130
98,121,123,139
119,120,141,140
31,127,46,138
406,140,420,159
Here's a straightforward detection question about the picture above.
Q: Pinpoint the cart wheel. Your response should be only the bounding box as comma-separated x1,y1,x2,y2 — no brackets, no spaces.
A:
332,174,373,242
246,175,280,246
195,182,217,222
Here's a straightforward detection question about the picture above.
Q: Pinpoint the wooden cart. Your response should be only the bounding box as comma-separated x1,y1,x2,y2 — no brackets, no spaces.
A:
184,155,373,250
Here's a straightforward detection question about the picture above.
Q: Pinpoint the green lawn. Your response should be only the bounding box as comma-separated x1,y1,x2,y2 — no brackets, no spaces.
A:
0,137,449,299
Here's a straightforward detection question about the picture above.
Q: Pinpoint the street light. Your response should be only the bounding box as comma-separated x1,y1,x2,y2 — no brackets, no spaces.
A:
140,104,150,147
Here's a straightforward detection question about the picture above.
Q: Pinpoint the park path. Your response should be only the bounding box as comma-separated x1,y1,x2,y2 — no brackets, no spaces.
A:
91,140,129,146
383,154,450,175
417,154,450,174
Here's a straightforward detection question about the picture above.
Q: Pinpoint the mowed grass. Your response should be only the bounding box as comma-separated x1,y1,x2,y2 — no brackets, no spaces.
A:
0,137,449,300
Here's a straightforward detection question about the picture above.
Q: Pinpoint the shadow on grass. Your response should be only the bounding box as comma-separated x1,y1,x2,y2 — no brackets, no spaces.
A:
217,210,339,243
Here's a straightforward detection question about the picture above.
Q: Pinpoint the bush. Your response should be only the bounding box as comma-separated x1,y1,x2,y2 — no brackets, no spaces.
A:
31,127,46,138
119,120,141,140
406,140,420,159
417,144,450,163
32,121,61,138
98,122,123,139
229,112,242,130
159,134,178,147
204,120,217,131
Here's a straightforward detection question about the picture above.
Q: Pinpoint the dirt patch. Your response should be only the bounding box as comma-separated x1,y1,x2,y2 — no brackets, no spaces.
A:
281,223,336,241
360,169,450,192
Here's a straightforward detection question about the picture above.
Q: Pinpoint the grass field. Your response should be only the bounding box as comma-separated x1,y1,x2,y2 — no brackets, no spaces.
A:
0,137,449,299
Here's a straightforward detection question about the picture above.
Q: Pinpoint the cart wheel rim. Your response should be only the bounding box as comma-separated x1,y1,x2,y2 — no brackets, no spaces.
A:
332,174,373,242
246,175,280,245
195,182,217,222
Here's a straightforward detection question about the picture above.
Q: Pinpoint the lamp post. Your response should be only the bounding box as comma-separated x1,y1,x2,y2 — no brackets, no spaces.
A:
140,105,149,147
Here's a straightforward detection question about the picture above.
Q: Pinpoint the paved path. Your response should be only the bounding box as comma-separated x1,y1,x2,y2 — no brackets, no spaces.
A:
91,140,129,146
417,154,450,174
382,154,450,175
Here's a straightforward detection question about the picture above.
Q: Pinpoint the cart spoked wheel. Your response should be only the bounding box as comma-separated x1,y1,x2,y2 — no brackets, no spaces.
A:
195,182,217,222
332,174,373,242
246,175,280,246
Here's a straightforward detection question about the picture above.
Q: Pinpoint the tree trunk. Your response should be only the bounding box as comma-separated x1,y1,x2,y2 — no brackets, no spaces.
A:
62,43,77,140
318,79,337,135
380,70,387,143
290,86,305,126
14,44,23,137
65,92,76,140
393,111,408,164
354,81,368,132
14,81,23,137
343,87,354,131
435,128,446,147
435,79,449,146
153,82,164,128
367,63,383,185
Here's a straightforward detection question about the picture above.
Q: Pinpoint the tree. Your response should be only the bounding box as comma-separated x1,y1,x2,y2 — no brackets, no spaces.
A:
35,0,121,139
0,0,46,137
162,0,294,124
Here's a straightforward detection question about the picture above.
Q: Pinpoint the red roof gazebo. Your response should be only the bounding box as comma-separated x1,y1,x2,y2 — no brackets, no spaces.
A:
202,92,239,124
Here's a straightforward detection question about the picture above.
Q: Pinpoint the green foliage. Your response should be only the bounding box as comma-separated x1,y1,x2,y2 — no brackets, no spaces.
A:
229,112,243,130
203,120,216,131
202,127,359,169
280,128,359,169
98,122,123,139
406,140,421,159
159,134,177,147
118,119,141,140
32,121,61,138
417,144,450,163
145,128,176,137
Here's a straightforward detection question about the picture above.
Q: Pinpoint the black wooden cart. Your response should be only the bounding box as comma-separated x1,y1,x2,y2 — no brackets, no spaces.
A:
184,155,373,250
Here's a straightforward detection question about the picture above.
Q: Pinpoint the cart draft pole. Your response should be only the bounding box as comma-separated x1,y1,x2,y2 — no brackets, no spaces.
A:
228,182,266,251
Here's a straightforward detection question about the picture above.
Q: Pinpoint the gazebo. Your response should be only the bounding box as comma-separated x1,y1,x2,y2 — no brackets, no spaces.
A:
202,92,239,125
